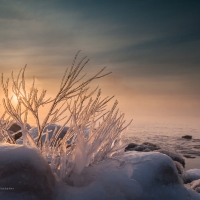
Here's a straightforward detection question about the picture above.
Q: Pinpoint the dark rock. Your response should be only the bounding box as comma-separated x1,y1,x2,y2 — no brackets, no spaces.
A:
125,143,137,151
134,145,146,151
125,142,160,152
142,142,160,151
8,123,31,140
143,148,151,152
194,145,200,149
182,135,192,139
183,154,196,159
8,123,22,140
180,149,200,156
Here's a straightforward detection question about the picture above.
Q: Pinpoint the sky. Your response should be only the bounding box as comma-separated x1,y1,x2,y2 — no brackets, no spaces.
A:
0,0,200,125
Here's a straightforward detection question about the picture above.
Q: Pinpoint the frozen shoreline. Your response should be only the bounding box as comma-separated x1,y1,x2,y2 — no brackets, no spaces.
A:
1,143,200,200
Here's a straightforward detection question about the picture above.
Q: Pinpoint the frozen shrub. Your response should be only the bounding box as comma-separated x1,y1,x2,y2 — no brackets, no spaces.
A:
0,52,131,181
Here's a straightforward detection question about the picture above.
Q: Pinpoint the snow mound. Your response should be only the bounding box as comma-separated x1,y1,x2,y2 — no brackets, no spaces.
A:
56,152,196,200
0,144,199,200
0,143,55,200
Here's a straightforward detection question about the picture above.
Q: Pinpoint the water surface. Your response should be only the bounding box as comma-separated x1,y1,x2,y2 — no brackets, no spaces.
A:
124,122,200,170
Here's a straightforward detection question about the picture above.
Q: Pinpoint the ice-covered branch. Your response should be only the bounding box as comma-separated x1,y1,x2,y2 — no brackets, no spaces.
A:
0,52,132,182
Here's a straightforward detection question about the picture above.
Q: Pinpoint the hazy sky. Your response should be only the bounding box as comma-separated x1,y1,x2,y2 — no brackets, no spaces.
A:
0,0,200,124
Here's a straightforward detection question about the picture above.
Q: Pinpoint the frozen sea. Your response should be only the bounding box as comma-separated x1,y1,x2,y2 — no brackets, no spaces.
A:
124,121,200,170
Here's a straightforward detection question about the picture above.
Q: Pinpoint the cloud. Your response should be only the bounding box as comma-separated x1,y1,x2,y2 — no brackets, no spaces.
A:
0,0,200,121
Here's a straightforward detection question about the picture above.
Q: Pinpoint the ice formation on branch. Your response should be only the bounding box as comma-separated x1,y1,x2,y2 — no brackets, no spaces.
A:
0,52,132,181
0,112,15,143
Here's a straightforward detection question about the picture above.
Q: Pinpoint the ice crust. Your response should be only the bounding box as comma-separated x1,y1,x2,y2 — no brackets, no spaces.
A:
1,144,200,200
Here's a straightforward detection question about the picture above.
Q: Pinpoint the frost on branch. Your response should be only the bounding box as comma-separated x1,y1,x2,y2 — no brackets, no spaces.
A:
0,112,15,143
0,52,132,181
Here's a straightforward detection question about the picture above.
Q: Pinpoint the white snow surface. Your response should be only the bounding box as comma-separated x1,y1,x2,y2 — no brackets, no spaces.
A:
0,144,200,200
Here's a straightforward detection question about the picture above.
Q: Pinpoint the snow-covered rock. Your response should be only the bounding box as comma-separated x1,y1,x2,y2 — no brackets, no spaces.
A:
0,144,55,200
182,135,192,139
125,143,185,168
125,143,186,176
158,149,185,167
16,124,69,145
125,142,160,152
56,152,196,200
183,169,200,184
